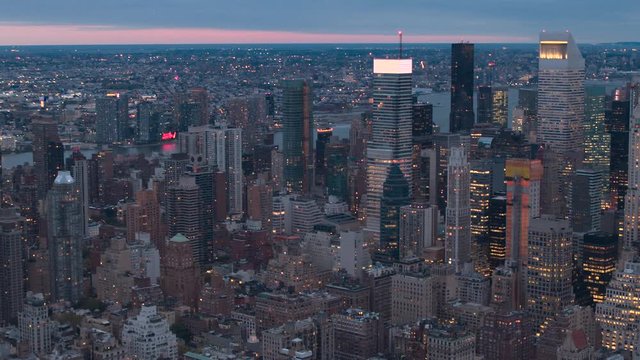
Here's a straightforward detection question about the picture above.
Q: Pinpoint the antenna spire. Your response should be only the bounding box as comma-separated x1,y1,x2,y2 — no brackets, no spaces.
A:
398,31,403,59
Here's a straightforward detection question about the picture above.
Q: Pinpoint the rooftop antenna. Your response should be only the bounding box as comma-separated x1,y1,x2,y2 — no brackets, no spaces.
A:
398,31,403,59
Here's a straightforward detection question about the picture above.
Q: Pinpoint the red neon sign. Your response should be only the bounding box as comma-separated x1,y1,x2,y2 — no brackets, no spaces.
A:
161,132,177,141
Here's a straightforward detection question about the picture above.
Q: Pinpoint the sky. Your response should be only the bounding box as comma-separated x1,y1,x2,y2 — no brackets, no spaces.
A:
0,1,637,45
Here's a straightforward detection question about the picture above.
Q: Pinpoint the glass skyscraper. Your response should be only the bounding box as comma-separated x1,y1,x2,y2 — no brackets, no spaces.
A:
450,43,475,133
282,79,314,194
537,31,585,155
366,58,413,246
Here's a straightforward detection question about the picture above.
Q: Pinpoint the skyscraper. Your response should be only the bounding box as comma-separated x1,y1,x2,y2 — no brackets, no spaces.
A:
526,216,574,333
68,151,89,237
445,147,471,271
32,118,63,199
537,31,585,155
412,102,433,139
315,127,333,186
492,86,509,128
379,164,411,260
581,232,617,304
623,97,640,252
325,141,349,202
450,43,475,133
47,171,83,303
584,85,610,192
488,194,507,269
366,58,413,244
571,169,602,233
0,207,24,325
596,259,640,352
610,98,631,210
399,203,437,259
137,100,159,144
282,79,314,194
96,93,129,144
166,176,202,263
477,85,492,124
505,158,543,307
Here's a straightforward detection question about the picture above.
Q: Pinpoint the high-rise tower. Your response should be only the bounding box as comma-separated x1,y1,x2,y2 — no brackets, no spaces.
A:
537,31,585,155
623,90,640,252
0,207,24,325
379,164,411,260
450,43,475,133
47,171,83,303
282,79,314,194
32,118,63,199
366,58,413,244
445,147,471,271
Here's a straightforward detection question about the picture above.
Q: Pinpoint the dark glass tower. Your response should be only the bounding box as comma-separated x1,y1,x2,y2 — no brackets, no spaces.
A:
326,142,349,201
379,164,411,260
282,79,314,194
609,100,630,210
450,43,475,133
412,103,433,139
488,194,507,270
32,118,62,199
581,231,617,305
477,85,492,124
315,128,333,186
47,171,83,304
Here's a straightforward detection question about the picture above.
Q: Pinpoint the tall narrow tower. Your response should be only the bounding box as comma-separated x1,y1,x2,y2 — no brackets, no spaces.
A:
445,147,471,271
47,171,83,303
450,43,475,133
366,58,413,244
282,79,314,194
623,86,640,253
537,31,585,155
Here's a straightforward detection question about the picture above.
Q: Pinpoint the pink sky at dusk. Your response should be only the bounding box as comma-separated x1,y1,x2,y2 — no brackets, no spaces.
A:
0,23,532,45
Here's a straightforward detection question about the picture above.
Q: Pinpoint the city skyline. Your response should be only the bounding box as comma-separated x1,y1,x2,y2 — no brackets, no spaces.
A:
0,1,638,45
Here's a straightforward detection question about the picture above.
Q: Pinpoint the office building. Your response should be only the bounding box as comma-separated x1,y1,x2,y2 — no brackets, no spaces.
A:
332,309,384,360
399,203,437,259
488,194,507,269
450,43,475,133
366,58,413,244
412,102,433,139
18,293,52,357
47,171,83,303
478,311,533,360
623,100,640,251
282,79,314,194
610,98,631,210
96,93,128,144
505,158,542,306
584,85,610,192
470,159,493,245
596,259,640,352
445,147,471,270
477,85,492,124
136,100,159,144
391,272,433,326
424,324,476,360
161,234,201,308
526,216,574,333
32,118,64,199
225,94,268,153
0,207,24,325
178,125,243,215
537,31,585,155
121,305,178,360
581,232,617,304
68,151,90,237
247,180,273,231
571,169,602,232
325,141,349,201
315,127,333,186
379,164,411,259
492,86,509,128
166,176,202,263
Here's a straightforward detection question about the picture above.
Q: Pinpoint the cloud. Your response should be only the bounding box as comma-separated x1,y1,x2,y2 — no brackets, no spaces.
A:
0,1,637,43
0,23,531,45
